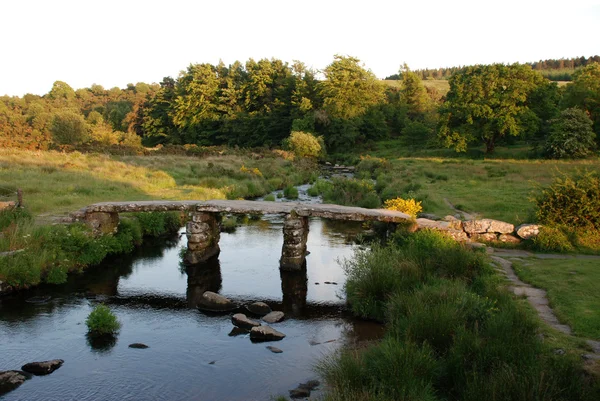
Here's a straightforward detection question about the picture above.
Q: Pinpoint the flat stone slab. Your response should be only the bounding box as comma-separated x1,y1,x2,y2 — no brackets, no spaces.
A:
250,325,286,342
73,200,411,223
21,359,64,376
263,311,285,323
232,313,261,329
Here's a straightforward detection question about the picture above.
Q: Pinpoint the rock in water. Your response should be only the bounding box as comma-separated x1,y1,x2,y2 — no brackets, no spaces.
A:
21,359,64,376
266,346,283,353
289,380,320,399
128,343,149,349
246,302,272,316
232,313,261,329
250,325,286,342
0,371,30,395
197,291,236,312
262,311,285,324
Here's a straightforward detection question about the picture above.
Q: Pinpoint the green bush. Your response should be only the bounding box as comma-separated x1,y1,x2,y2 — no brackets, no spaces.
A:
86,304,121,335
323,178,381,209
535,171,600,229
264,194,276,201
221,215,238,233
133,212,181,237
283,186,299,199
533,225,575,252
284,131,324,159
0,207,32,230
544,108,597,159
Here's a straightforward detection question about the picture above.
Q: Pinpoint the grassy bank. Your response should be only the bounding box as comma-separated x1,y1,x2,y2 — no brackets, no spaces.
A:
317,230,599,400
0,148,318,216
514,257,600,340
0,209,181,290
312,155,600,224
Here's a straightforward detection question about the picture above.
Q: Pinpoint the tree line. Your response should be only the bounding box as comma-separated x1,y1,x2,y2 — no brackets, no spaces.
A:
1,55,599,158
386,55,600,81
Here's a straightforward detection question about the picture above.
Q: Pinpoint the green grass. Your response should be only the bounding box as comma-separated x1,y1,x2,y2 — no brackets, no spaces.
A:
383,79,450,96
86,304,121,335
0,148,317,216
514,257,600,340
320,230,599,400
357,155,600,223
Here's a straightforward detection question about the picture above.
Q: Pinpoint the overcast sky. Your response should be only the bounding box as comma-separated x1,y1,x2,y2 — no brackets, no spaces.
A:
1,0,599,96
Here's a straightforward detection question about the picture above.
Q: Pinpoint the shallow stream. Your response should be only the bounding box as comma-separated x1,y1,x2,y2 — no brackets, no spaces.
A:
0,196,382,400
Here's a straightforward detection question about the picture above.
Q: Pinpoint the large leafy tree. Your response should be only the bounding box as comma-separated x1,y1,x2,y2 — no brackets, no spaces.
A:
562,63,600,136
399,64,431,118
319,55,385,119
438,64,544,153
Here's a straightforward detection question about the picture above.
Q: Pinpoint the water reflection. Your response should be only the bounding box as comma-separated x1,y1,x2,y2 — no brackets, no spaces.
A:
280,266,308,316
186,259,223,308
86,333,118,354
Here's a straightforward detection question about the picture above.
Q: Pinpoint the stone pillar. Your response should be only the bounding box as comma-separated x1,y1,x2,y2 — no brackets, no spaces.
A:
185,212,220,265
84,212,119,236
280,214,309,270
280,268,307,316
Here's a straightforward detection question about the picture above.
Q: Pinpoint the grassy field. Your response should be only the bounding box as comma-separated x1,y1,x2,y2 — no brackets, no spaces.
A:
0,148,316,216
514,257,600,340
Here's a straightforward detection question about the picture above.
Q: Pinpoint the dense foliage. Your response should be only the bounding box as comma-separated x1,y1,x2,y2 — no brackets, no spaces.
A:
320,230,599,400
544,108,597,158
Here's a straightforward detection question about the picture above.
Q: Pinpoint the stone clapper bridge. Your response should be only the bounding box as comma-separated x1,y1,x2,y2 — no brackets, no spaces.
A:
71,200,412,270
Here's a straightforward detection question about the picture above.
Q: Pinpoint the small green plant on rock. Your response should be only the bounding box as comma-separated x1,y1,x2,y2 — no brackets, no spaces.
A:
86,304,121,335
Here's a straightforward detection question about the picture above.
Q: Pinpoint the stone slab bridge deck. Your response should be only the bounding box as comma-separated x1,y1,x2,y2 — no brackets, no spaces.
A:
71,200,411,270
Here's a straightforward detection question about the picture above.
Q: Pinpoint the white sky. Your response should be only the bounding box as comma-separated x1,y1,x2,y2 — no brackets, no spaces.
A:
1,0,599,96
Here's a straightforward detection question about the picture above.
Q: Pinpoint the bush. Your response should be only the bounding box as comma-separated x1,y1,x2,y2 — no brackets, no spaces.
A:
0,207,32,230
283,186,299,199
284,131,324,159
133,212,181,237
86,304,121,335
544,108,597,159
384,197,423,218
264,194,276,201
535,171,600,229
533,226,575,252
323,178,381,209
50,110,90,145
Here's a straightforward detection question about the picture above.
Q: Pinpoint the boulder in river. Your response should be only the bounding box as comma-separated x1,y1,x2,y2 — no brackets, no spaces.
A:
128,343,149,349
228,327,249,336
197,291,237,312
232,313,261,329
246,302,272,316
0,370,31,396
262,311,285,324
266,346,283,353
21,359,64,376
289,380,320,399
250,325,286,342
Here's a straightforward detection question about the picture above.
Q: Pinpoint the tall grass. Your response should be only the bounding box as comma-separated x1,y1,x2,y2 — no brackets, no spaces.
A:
321,230,599,401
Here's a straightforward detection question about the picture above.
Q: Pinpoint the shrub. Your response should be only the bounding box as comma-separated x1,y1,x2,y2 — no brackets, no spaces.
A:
133,212,181,237
283,186,299,199
533,226,575,252
221,215,238,233
50,110,90,145
323,178,381,209
0,207,32,230
86,304,121,335
264,194,276,201
284,131,324,159
384,197,423,218
544,108,597,159
356,155,389,179
534,171,600,229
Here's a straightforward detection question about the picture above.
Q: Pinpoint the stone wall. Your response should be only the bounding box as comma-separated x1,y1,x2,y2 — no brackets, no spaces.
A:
415,216,540,243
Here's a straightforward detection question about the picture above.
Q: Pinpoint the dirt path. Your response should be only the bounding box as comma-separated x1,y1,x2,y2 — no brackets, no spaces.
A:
491,253,600,361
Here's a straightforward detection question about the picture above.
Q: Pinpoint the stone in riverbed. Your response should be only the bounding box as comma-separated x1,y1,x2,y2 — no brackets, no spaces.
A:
246,302,272,316
289,380,320,399
197,291,236,312
266,346,283,353
21,359,64,376
128,343,149,349
232,313,261,329
228,327,249,336
250,325,286,342
262,311,285,324
0,370,31,395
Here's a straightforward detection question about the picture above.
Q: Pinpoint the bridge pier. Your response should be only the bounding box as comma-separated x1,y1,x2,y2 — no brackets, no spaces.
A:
185,212,221,265
280,214,309,270
84,211,119,236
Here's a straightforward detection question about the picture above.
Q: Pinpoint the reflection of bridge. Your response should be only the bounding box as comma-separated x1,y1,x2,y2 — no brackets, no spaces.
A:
72,200,410,269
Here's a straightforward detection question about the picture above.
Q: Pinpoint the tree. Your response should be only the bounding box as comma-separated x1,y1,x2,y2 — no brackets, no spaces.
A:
562,63,600,136
50,110,90,145
438,64,544,153
544,108,596,159
319,55,385,119
399,64,431,118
